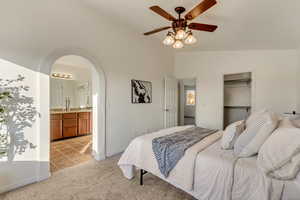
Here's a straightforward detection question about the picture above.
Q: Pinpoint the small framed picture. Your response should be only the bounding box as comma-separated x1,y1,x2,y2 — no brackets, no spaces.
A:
131,79,152,104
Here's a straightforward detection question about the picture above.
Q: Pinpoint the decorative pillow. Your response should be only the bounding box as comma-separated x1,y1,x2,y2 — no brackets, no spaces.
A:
221,120,245,149
234,111,278,157
257,121,300,180
238,112,279,157
245,109,267,127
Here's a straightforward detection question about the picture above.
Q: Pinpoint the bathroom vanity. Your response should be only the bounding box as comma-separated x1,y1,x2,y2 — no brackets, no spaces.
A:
50,110,92,141
50,75,93,141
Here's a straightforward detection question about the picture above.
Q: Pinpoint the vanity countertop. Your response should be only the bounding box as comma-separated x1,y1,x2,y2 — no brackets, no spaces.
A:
50,109,92,114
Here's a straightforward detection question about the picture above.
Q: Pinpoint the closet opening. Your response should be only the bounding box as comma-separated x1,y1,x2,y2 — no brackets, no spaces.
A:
223,72,252,129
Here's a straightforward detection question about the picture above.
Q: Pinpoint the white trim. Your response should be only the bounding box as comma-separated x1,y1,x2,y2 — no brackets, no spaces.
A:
163,77,179,128
0,177,37,194
177,78,197,126
195,78,198,126
35,72,51,181
92,151,106,161
36,47,107,179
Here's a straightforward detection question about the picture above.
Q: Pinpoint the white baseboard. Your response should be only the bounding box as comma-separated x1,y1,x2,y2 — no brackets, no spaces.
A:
0,163,50,194
37,172,50,182
0,152,111,194
0,177,37,194
92,151,106,161
36,162,51,182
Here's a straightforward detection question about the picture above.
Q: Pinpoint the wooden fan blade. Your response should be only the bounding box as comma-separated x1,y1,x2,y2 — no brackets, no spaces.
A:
150,6,176,21
185,0,217,20
188,23,218,32
144,26,171,35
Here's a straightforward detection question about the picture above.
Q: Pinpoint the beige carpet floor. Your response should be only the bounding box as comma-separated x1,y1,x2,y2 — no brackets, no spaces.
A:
0,156,194,200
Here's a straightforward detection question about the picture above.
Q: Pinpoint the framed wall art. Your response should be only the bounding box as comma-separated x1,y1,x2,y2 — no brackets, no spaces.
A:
131,79,152,104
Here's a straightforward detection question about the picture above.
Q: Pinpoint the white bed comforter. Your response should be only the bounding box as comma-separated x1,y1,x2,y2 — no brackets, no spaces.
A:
118,125,222,191
192,141,284,200
118,126,285,200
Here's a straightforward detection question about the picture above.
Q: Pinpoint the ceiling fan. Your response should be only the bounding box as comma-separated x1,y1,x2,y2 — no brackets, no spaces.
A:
144,0,218,49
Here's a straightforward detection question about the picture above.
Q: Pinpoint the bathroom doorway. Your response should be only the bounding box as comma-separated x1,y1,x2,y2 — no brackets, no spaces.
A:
178,79,197,126
49,55,96,172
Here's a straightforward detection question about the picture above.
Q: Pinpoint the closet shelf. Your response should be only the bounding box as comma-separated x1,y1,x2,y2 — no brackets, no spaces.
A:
224,106,251,109
224,78,251,84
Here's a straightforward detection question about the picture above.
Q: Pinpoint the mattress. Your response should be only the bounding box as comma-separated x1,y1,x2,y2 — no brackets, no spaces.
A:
118,125,223,191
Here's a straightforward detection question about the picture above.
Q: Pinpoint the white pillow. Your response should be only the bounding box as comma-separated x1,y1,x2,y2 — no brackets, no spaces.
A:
221,120,245,149
257,121,300,180
246,109,267,127
238,112,279,157
234,111,278,157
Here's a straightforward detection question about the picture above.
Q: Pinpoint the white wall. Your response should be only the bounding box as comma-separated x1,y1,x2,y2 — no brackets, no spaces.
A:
0,59,39,192
175,50,299,129
0,0,173,193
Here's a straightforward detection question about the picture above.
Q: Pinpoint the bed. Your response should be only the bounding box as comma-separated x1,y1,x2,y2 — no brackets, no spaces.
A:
118,125,300,200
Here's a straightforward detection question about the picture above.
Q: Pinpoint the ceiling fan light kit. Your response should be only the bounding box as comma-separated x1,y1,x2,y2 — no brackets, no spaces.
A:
173,40,184,49
144,0,218,49
163,30,196,48
175,29,187,40
185,32,197,45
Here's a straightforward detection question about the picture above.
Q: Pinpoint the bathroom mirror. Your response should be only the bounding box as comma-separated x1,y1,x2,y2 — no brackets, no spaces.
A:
50,78,92,110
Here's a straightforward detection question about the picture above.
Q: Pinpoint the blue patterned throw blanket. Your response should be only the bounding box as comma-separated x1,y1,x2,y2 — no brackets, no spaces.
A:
152,127,218,177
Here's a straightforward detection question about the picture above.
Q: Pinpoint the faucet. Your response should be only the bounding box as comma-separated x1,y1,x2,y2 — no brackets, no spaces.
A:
65,97,70,111
86,95,90,108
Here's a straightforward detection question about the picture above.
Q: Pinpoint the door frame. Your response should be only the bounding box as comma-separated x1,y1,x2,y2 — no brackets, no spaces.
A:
164,77,178,128
178,78,197,126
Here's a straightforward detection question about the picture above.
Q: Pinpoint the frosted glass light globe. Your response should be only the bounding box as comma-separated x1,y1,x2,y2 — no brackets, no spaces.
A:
184,34,197,44
163,35,175,45
173,40,184,49
175,29,186,40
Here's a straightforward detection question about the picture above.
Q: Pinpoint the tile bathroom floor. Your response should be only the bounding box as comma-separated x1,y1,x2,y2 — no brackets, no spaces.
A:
50,135,92,172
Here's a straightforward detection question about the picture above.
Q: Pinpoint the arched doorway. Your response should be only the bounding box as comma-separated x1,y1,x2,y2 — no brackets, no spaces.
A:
37,48,106,177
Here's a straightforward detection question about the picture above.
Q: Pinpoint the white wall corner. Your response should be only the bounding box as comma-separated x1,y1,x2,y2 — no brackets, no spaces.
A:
92,150,106,161
36,162,51,182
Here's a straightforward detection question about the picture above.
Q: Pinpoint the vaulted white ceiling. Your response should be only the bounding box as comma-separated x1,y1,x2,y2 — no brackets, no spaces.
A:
83,0,300,51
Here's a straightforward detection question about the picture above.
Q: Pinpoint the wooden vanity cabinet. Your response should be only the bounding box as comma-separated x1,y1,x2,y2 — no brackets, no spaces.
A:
78,112,92,136
51,111,92,141
63,113,78,138
50,114,63,140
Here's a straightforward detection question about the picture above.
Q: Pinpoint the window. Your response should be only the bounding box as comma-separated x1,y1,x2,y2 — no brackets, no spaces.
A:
186,90,195,106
